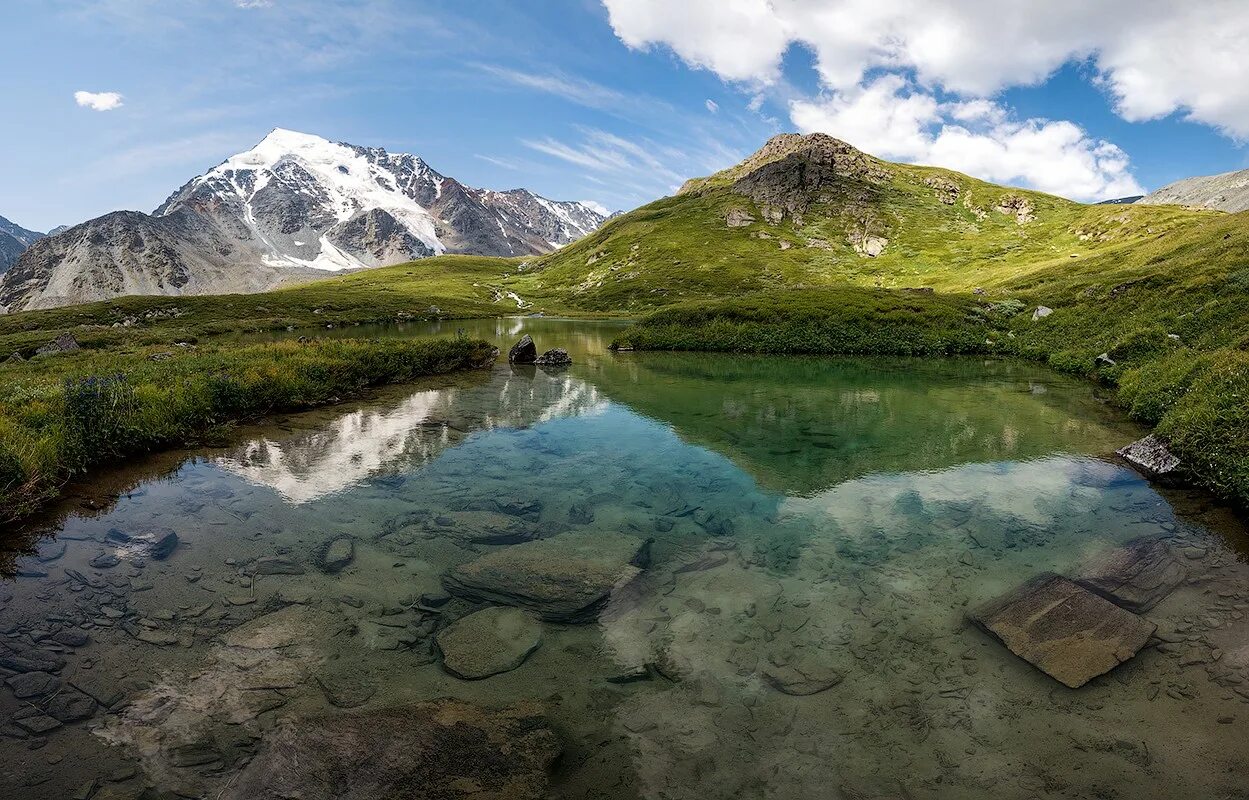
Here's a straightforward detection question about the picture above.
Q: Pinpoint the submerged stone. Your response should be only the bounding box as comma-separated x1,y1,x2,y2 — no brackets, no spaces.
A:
971,572,1156,688
5,671,61,699
254,556,305,575
436,607,543,680
443,531,651,623
1074,537,1185,612
220,699,560,800
315,535,355,574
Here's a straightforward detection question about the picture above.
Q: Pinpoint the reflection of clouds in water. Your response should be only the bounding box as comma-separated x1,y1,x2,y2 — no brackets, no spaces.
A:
217,371,607,503
778,455,1125,533
217,388,452,503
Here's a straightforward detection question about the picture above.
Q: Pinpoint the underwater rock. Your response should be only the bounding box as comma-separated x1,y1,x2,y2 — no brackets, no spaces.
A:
568,503,594,525
147,530,179,560
315,673,377,709
5,671,61,699
534,348,572,367
253,556,306,576
220,699,561,800
436,607,543,680
45,689,98,722
315,536,355,574
1074,537,1185,613
1117,435,1182,483
970,573,1156,688
508,334,537,364
443,531,651,623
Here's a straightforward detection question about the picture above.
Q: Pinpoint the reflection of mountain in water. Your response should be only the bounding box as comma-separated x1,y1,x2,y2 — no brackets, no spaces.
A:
588,353,1142,497
217,368,605,502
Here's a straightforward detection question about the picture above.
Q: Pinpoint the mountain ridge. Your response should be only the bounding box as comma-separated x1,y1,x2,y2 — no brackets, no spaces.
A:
0,214,44,273
0,129,606,312
1137,167,1249,212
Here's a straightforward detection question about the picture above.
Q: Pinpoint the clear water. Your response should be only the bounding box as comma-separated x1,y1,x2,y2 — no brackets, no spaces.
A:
2,318,1248,799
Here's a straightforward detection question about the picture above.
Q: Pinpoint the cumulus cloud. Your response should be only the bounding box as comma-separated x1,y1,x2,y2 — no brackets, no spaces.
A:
602,0,1249,135
74,90,124,111
790,76,1144,201
602,0,1249,196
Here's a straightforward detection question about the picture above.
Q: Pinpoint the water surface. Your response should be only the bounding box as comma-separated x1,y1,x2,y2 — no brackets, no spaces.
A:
2,318,1247,799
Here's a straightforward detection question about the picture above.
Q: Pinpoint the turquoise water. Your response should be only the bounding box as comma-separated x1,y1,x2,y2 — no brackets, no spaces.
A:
1,318,1247,799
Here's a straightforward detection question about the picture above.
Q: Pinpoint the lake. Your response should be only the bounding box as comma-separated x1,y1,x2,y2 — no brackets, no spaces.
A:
2,318,1247,799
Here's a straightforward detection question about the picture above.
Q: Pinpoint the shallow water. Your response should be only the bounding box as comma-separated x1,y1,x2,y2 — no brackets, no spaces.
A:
2,318,1248,799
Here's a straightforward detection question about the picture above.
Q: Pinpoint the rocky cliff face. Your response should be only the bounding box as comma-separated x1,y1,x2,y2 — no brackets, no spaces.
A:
0,129,607,311
1138,169,1249,212
0,215,43,273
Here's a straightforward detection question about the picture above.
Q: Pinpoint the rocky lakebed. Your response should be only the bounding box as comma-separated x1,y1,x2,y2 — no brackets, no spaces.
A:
1,318,1247,799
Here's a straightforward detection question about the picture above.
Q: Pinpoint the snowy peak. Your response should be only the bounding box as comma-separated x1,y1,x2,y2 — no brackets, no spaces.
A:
157,128,606,271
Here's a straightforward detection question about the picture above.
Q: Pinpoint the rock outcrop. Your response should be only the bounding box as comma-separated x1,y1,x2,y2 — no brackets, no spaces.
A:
534,348,572,367
1138,167,1249,212
1074,537,1185,612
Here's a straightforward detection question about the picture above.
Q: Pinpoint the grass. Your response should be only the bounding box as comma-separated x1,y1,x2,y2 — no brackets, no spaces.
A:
0,255,535,361
613,287,1005,355
0,336,496,524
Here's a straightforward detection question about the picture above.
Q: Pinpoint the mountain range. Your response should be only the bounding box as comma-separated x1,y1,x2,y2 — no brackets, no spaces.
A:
1137,167,1249,213
0,215,43,273
0,129,607,312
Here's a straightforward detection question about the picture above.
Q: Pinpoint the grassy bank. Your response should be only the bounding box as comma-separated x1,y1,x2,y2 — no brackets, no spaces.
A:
615,281,1249,508
612,287,1006,356
0,337,496,524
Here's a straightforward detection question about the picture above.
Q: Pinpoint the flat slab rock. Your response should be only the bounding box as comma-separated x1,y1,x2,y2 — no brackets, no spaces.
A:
437,607,542,680
220,699,560,800
1117,434,1181,482
971,573,1156,688
443,531,651,623
1074,537,1185,612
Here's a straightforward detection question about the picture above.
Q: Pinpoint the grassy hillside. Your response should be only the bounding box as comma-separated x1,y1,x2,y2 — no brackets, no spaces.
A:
509,134,1210,312
0,255,533,360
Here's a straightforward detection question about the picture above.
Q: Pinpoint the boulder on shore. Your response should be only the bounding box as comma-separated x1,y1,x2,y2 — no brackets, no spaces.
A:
508,334,537,364
437,607,543,679
220,699,561,800
969,572,1156,688
443,531,651,623
1116,434,1182,483
534,348,572,367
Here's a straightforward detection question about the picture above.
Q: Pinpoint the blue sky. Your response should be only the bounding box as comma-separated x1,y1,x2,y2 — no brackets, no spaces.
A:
3,0,1248,233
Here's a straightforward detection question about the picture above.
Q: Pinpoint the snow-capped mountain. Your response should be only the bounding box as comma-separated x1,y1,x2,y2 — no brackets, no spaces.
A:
0,215,43,273
0,129,607,311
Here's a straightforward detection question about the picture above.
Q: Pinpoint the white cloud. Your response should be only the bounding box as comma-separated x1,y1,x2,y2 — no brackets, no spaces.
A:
74,90,124,111
234,1,273,7
790,76,1143,201
579,199,610,216
705,99,719,113
602,0,1249,138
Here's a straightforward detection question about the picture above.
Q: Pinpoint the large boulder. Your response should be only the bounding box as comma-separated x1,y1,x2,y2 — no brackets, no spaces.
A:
970,572,1156,688
1117,434,1182,483
508,334,537,364
220,699,561,800
443,531,651,623
437,607,543,679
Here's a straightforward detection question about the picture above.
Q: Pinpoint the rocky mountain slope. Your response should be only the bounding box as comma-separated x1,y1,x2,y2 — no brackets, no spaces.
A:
512,133,1207,312
0,215,43,273
1138,168,1249,212
0,129,606,312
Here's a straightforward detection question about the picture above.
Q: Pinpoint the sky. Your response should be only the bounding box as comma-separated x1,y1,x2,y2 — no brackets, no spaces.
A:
3,0,1249,233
